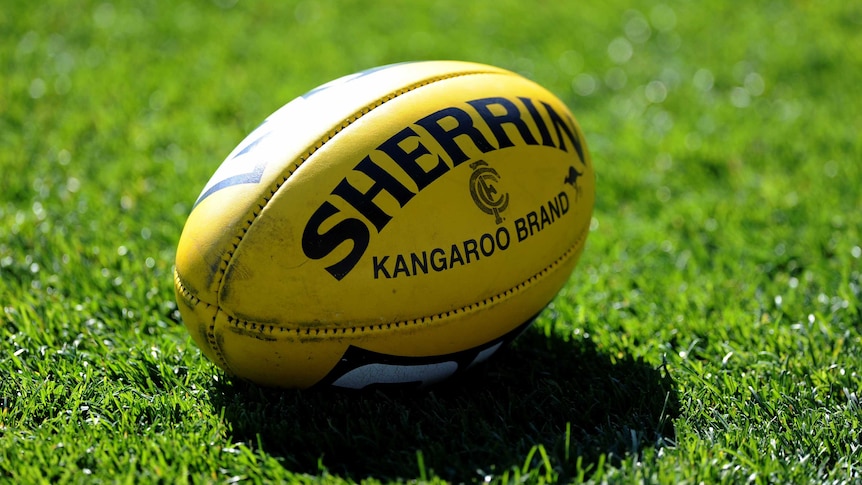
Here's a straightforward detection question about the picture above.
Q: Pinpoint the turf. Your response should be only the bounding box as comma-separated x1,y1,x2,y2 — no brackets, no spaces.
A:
1,0,860,483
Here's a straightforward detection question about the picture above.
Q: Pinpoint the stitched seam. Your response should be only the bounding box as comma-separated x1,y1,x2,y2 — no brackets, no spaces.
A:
174,269,232,372
226,221,590,337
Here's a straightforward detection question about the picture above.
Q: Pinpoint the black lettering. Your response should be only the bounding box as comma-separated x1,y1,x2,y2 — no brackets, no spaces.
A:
548,196,560,221
411,251,428,275
393,254,410,278
302,202,370,280
377,127,450,191
527,211,540,236
496,226,510,249
479,233,495,256
540,205,551,229
332,155,415,232
415,107,495,166
519,97,555,148
430,247,447,271
515,218,528,242
467,97,538,149
449,243,464,267
463,239,479,263
542,101,584,162
373,256,391,279
307,97,587,282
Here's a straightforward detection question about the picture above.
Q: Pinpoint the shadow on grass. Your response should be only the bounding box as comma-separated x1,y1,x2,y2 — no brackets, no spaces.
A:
211,327,679,482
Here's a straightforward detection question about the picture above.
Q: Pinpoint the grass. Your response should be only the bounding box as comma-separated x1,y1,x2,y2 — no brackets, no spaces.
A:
1,0,861,483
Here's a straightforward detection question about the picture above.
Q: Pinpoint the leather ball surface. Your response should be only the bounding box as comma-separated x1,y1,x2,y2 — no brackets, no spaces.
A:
174,60,595,389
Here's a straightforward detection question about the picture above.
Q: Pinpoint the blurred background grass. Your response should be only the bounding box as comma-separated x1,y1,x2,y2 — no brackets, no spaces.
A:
2,0,861,482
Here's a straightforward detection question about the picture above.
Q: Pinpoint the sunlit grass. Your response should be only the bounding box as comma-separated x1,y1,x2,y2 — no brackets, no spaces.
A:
2,0,860,483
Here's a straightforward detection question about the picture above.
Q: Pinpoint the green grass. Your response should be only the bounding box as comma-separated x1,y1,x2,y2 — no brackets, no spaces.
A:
2,0,861,483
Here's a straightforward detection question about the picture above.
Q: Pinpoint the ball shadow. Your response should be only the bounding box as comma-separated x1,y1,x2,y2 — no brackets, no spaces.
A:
210,326,679,482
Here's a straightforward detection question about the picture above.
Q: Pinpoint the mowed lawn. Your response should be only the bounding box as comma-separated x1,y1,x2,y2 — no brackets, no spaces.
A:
2,0,861,483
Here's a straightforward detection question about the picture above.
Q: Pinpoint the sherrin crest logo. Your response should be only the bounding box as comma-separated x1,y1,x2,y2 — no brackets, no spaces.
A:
469,160,508,224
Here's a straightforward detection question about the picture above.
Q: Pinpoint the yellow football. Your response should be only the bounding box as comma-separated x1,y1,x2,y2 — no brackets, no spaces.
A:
174,60,595,389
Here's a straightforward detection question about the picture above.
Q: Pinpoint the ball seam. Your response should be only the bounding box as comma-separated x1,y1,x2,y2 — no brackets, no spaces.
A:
223,220,590,337
173,268,233,372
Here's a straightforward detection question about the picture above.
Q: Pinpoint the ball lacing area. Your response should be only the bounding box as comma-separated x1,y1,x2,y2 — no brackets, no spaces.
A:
217,220,589,339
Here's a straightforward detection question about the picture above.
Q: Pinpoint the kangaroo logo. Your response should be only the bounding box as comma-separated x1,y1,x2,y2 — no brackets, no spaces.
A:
564,165,583,201
469,160,509,224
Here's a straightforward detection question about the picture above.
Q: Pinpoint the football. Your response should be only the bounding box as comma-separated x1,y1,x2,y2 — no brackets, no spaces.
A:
174,60,595,389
